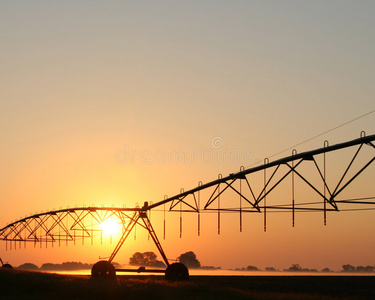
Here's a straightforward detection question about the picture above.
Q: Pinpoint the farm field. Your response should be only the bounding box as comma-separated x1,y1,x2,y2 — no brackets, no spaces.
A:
1,269,374,299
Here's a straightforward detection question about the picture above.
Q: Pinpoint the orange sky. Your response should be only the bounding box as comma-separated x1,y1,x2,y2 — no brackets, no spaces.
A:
0,1,375,271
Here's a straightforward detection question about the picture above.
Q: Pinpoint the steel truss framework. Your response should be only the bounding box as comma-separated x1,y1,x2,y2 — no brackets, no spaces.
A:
0,207,139,245
154,133,375,233
0,133,374,269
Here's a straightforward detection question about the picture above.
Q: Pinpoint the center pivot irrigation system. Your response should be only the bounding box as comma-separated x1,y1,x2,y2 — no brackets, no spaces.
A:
0,132,374,280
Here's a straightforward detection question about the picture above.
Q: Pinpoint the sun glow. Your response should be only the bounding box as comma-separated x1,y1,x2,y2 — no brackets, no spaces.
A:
101,219,121,236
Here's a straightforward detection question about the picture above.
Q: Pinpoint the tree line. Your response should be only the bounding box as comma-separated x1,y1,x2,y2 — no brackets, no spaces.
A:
15,255,375,273
14,251,202,271
129,251,201,269
17,261,94,271
235,263,375,273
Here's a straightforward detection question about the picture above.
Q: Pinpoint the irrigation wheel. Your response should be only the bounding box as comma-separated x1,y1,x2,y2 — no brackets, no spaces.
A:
165,263,189,281
91,261,116,279
1,264,12,269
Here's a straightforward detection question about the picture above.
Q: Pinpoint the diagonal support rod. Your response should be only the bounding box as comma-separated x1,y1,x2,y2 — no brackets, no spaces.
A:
108,212,139,263
139,212,170,267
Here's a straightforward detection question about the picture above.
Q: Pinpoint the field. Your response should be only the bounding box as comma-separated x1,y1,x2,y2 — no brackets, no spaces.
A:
1,269,374,299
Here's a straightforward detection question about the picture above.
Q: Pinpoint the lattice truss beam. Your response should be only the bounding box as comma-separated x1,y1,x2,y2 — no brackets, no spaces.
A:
0,134,374,252
151,134,375,224
0,207,144,245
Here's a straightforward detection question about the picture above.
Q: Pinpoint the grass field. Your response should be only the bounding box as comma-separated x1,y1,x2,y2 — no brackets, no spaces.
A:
1,269,374,299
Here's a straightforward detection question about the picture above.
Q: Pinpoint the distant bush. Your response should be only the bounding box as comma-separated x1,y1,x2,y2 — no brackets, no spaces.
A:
40,261,92,271
246,265,259,271
201,266,221,270
129,252,166,268
342,264,355,272
234,266,259,271
284,264,317,272
17,263,39,270
341,264,374,273
177,251,201,269
321,268,333,273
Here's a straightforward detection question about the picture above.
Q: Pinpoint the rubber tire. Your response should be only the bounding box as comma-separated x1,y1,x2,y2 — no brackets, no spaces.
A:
1,264,12,269
165,263,189,281
91,261,116,279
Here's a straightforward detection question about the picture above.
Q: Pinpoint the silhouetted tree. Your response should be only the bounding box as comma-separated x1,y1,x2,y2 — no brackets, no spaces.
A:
129,251,162,267
17,263,39,270
178,251,201,269
321,267,332,273
265,267,276,272
342,264,355,272
153,260,167,268
246,265,259,271
129,252,144,266
285,264,318,272
286,264,302,271
365,266,374,273
355,266,374,273
40,261,93,270
356,266,366,272
143,252,157,265
40,263,57,270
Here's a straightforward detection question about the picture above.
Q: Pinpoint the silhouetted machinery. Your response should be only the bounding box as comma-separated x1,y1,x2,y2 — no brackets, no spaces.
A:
0,257,12,269
0,132,374,280
89,202,189,281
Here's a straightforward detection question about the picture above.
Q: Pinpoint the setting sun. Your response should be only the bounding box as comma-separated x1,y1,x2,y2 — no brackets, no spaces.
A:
101,219,121,236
